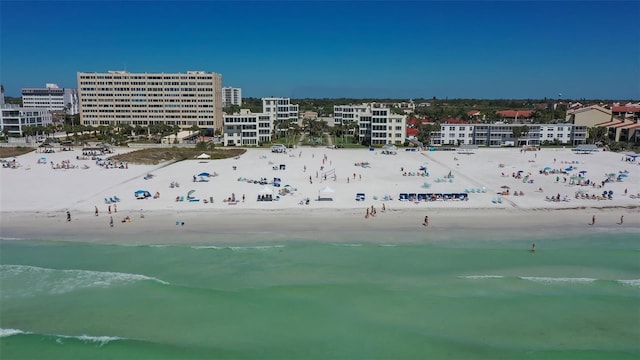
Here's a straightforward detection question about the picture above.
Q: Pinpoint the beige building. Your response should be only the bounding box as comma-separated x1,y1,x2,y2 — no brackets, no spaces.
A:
77,70,223,130
566,105,612,128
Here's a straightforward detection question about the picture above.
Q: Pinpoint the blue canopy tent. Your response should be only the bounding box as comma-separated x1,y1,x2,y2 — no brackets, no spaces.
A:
135,190,151,199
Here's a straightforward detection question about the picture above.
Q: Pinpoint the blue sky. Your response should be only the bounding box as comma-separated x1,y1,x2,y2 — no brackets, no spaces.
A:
1,1,639,99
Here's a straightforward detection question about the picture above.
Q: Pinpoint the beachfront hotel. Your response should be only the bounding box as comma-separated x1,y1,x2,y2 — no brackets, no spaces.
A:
222,87,242,107
21,83,79,115
333,104,407,145
77,70,223,130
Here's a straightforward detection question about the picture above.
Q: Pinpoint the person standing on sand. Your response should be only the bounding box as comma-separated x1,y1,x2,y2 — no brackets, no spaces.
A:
590,215,596,225
423,216,429,227
95,206,99,216
365,208,370,219
66,211,71,222
619,215,624,225
114,203,117,213
109,216,114,227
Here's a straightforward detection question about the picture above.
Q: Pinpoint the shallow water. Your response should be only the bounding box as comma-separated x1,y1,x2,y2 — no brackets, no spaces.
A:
1,229,639,359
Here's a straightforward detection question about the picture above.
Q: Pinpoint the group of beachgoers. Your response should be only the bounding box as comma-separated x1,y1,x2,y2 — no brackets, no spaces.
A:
364,203,385,219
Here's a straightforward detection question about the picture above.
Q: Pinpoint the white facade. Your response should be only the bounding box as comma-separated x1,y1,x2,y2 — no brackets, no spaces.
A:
21,83,79,115
333,104,407,145
223,109,272,146
262,97,299,124
77,70,223,129
430,123,587,147
0,104,53,137
222,87,242,107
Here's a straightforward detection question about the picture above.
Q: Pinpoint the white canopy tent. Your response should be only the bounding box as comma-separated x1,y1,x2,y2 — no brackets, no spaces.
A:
318,186,335,201
196,153,211,159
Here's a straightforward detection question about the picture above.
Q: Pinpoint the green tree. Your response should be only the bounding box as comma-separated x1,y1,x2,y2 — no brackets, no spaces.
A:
512,125,530,146
587,126,608,144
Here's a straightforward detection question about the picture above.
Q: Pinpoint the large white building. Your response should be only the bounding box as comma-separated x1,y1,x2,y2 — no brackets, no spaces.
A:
222,87,242,107
21,83,79,115
428,123,587,147
77,70,223,130
333,104,407,145
0,104,53,137
222,109,272,146
262,97,299,129
1,86,52,137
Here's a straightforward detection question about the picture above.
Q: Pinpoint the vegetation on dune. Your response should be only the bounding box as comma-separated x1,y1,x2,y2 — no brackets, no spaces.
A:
111,148,246,165
0,147,35,158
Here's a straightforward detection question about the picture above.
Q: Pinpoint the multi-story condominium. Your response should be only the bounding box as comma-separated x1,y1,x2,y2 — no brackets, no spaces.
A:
77,70,223,130
333,104,407,145
222,109,272,146
222,87,242,107
262,97,299,129
429,123,587,147
1,85,52,136
0,105,53,137
21,83,79,115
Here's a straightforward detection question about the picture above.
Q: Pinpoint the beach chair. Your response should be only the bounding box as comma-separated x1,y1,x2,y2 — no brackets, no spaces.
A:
113,196,121,202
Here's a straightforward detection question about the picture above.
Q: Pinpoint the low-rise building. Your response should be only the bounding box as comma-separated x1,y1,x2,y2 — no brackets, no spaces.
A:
425,123,586,147
0,104,53,137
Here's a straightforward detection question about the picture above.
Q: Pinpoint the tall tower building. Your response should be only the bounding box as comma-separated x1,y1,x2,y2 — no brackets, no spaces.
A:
77,70,223,130
222,87,242,107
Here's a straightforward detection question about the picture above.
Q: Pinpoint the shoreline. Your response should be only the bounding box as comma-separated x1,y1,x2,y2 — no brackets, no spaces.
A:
1,206,637,245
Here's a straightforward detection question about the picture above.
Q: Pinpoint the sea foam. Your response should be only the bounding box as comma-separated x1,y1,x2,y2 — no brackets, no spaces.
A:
0,328,124,346
520,276,596,284
617,279,640,288
458,275,505,280
0,264,169,296
0,328,29,337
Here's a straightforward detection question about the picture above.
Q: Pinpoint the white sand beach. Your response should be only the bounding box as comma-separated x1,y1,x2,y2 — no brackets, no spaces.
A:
1,146,638,243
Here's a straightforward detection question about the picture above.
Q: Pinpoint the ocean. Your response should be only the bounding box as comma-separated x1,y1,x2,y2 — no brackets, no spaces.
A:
1,227,639,359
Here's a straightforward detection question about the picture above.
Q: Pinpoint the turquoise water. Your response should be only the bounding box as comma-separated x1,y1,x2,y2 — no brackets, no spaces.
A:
1,230,639,359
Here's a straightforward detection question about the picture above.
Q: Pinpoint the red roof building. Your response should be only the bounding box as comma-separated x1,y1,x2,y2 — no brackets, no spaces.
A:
496,110,535,121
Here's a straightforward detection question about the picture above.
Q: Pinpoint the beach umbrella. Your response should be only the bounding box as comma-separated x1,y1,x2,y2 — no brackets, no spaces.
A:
500,185,510,189
197,172,210,177
579,170,587,174
566,167,573,171
619,173,628,178
543,167,552,171
135,190,148,195
187,190,196,198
